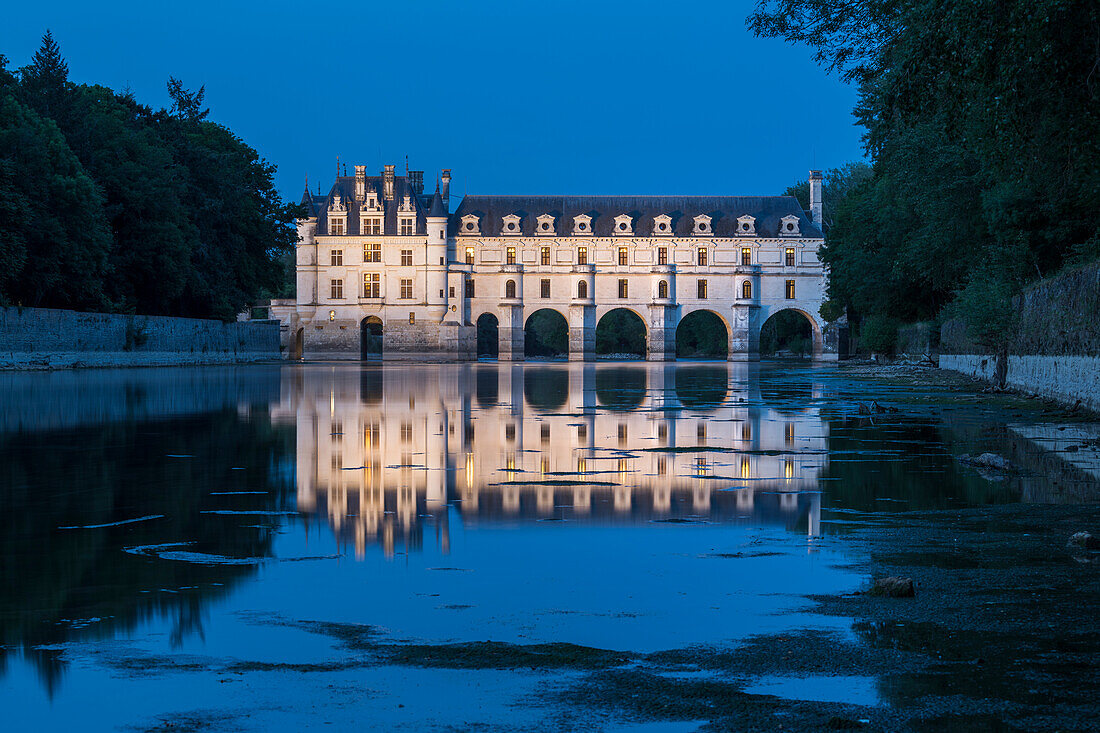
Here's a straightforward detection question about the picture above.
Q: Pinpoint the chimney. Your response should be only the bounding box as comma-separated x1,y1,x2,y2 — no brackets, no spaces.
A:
441,169,451,206
383,164,395,201
408,170,424,196
809,170,823,227
354,165,365,202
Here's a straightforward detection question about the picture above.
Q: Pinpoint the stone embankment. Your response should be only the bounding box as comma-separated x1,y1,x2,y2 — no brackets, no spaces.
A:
0,307,280,370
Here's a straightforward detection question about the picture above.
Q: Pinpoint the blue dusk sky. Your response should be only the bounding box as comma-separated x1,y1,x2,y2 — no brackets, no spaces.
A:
1,0,865,204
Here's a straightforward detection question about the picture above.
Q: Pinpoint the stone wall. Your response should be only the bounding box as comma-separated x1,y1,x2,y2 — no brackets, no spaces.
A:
0,307,280,369
941,354,1100,412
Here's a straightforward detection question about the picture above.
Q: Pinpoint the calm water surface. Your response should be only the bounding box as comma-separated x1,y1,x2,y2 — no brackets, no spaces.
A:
0,362,1080,730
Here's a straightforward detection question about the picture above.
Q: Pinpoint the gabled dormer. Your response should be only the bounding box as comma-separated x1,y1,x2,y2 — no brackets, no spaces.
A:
572,214,593,236
363,187,383,213
692,214,713,236
398,194,415,213
737,215,757,236
327,194,347,235
536,214,556,235
501,213,522,235
460,214,480,235
613,214,634,236
779,214,801,236
652,214,673,236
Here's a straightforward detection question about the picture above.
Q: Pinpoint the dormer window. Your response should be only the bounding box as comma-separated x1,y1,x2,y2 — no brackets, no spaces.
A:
501,214,522,235
693,214,712,236
364,192,382,212
398,195,414,213
460,214,480,235
652,214,673,236
328,194,347,235
573,214,593,236
737,215,757,235
613,214,633,236
779,215,801,236
536,214,556,235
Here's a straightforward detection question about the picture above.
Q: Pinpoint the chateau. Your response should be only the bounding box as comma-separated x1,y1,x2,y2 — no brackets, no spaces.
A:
290,164,835,361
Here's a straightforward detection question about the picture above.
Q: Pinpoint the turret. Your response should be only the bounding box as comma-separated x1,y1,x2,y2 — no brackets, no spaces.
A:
426,185,449,313
809,170,823,227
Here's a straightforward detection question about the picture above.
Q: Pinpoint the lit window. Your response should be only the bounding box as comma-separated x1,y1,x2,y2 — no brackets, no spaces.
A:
400,217,414,236
364,242,381,262
658,280,668,299
741,248,752,266
578,280,588,299
697,247,707,266
786,248,796,266
400,250,413,266
330,249,343,266
785,279,796,299
363,272,380,298
697,279,707,299
741,280,752,299
506,247,516,265
618,247,628,266
400,279,413,299
577,247,588,265
658,247,667,265
540,279,550,298
505,280,516,298
330,279,343,299
540,246,551,266
618,279,628,299
465,247,475,265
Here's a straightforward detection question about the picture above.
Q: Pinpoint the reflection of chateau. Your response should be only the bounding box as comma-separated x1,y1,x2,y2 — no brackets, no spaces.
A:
287,363,827,558
288,165,835,361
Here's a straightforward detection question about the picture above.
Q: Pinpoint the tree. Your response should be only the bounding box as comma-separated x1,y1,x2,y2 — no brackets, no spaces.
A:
19,30,69,119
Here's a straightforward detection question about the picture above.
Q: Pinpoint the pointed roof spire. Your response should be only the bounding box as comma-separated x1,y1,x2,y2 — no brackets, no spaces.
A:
428,183,447,217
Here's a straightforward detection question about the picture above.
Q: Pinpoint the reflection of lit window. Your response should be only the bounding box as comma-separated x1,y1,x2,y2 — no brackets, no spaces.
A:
577,458,586,474
541,424,550,444
658,423,667,444
657,456,667,476
785,459,794,480
695,457,707,475
541,457,550,474
465,452,475,487
785,422,794,446
505,424,515,442
365,422,379,450
618,458,629,475
696,423,706,444
400,421,412,443
618,424,627,446
740,456,752,479
506,454,516,482
742,423,752,443
577,424,587,441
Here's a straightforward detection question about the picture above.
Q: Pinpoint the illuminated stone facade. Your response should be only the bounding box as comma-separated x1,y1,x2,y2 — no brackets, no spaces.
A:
291,166,834,361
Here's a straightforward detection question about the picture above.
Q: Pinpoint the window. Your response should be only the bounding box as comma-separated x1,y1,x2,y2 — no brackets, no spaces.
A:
577,247,588,265
400,217,414,236
330,249,343,266
409,312,415,324
400,249,413,266
364,242,381,262
363,217,381,236
465,247,475,265
618,247,628,266
400,279,413,299
658,280,668,299
785,279,796,299
506,246,516,265
330,219,344,235
540,246,551,266
697,279,707,299
697,247,708,266
741,280,752,299
502,280,515,299
465,279,474,298
540,279,550,298
741,248,752,266
785,248,795,266
330,279,343,299
618,279,628,299
578,280,588,299
657,247,667,265
363,272,380,298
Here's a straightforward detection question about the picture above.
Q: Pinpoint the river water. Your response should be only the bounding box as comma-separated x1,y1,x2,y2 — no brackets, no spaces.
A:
1,362,1096,731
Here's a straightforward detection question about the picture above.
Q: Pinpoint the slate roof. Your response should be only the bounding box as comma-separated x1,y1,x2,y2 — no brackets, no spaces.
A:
314,175,434,236
450,195,822,238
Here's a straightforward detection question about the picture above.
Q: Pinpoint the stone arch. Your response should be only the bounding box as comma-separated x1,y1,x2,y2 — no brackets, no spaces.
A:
595,307,647,358
476,312,499,358
758,307,823,358
524,308,569,358
675,308,729,359
360,316,383,360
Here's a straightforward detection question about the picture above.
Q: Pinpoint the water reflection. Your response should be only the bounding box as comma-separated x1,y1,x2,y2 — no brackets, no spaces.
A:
291,363,829,558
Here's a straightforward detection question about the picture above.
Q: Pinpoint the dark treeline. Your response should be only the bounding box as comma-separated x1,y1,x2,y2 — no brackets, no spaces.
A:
757,1,1100,352
0,32,298,321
